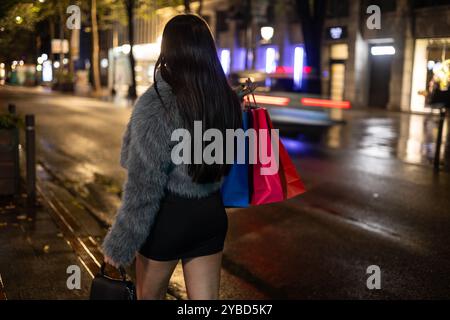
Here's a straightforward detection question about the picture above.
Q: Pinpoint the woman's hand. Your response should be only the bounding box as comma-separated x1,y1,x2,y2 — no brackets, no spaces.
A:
104,255,120,269
234,78,258,100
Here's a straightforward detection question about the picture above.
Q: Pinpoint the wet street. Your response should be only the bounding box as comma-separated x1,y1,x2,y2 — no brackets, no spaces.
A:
1,85,450,299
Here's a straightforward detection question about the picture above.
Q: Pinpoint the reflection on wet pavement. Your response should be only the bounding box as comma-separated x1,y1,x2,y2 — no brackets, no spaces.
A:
284,110,450,170
358,118,398,159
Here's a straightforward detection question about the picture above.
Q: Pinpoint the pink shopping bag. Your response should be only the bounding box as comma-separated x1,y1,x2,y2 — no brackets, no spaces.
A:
250,108,284,205
263,109,306,199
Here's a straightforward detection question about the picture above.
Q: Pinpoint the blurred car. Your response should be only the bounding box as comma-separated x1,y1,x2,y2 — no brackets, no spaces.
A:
230,69,351,129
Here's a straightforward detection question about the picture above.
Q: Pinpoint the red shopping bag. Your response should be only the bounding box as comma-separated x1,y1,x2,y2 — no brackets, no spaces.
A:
250,108,284,205
263,109,306,199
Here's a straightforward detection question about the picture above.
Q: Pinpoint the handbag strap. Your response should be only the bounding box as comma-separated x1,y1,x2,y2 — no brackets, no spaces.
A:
101,262,127,281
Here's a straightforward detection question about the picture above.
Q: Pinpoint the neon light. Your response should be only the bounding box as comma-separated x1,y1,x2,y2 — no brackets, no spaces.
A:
265,47,277,87
301,98,351,109
265,47,276,74
247,51,253,69
232,48,246,71
293,46,304,89
220,49,231,75
275,66,293,74
371,46,395,56
253,95,290,106
303,66,312,74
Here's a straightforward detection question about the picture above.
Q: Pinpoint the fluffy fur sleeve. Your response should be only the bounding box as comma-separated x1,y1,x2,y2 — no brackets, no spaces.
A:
102,89,173,266
119,121,131,169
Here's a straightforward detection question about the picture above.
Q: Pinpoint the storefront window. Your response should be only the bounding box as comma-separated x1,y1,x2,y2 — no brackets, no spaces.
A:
425,41,450,91
411,38,450,113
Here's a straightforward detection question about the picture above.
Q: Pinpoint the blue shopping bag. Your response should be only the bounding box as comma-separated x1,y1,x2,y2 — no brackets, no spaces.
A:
221,111,250,208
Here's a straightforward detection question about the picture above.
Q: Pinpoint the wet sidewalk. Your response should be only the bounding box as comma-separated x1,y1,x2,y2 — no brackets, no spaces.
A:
0,193,92,299
340,109,449,170
0,164,263,300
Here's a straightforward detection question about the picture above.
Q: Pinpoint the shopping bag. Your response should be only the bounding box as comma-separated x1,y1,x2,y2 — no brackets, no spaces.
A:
220,111,250,207
250,108,284,205
263,109,306,199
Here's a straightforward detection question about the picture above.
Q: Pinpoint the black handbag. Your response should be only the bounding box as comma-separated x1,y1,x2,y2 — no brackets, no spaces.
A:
89,263,137,300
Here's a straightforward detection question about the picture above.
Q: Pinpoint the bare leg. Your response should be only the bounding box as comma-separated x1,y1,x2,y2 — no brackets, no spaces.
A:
182,251,223,300
135,252,178,300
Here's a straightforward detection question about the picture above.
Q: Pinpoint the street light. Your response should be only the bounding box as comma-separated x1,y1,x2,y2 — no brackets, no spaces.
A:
261,26,274,42
15,16,23,24
122,44,131,55
101,58,108,68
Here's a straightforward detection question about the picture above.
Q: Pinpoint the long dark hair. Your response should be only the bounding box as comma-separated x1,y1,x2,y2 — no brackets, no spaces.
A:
154,14,242,184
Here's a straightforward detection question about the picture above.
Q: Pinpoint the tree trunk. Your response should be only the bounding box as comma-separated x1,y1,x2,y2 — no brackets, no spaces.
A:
49,18,55,81
126,0,137,100
91,0,102,94
69,28,80,77
197,0,203,15
184,0,191,13
111,23,118,95
295,0,326,94
35,34,41,85
58,3,65,80
69,30,74,76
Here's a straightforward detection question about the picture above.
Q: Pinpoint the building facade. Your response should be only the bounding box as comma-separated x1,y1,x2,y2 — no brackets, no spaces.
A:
107,0,450,113
321,0,450,113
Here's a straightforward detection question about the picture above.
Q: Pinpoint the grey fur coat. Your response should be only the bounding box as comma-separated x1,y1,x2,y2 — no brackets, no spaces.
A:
102,73,222,266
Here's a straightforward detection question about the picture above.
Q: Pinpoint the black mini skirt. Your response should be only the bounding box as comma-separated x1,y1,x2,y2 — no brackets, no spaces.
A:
138,191,228,261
